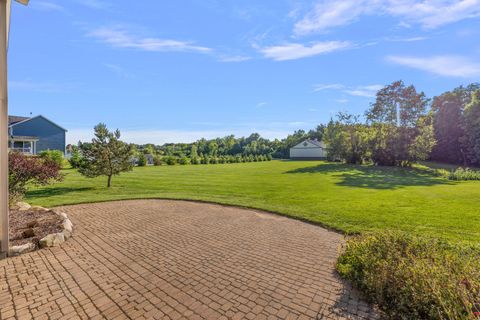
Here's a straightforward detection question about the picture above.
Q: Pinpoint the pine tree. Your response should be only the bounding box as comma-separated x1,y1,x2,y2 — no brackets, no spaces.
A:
78,123,133,187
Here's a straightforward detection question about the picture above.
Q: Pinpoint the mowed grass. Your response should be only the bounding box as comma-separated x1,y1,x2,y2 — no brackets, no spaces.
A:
26,160,480,242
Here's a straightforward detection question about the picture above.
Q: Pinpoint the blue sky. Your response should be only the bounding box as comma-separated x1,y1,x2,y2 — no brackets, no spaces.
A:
8,0,480,144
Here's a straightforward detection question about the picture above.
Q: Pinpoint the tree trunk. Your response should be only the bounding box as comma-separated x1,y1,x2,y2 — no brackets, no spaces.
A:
107,175,112,188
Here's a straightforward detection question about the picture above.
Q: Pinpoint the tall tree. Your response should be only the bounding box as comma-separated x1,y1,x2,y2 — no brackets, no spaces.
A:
430,84,480,165
366,81,431,166
462,90,480,165
430,91,465,164
367,80,428,127
78,123,133,188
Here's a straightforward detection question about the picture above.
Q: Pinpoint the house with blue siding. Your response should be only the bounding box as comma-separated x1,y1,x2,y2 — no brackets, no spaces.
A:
8,115,67,155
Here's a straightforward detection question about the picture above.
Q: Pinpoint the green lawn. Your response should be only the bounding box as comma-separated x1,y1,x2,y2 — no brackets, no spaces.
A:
26,160,480,242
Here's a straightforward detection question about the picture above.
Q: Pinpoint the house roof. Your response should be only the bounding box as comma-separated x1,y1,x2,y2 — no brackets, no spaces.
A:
291,139,324,149
8,115,30,125
307,139,323,147
10,135,39,141
8,115,68,132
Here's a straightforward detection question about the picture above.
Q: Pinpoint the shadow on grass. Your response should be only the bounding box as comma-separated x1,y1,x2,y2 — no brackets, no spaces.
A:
26,187,94,198
285,163,454,190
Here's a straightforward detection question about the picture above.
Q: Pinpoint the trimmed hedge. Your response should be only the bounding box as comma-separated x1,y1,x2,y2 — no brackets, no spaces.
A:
337,232,480,320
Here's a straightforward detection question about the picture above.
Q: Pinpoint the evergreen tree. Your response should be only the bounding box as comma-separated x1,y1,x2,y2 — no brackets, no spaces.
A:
78,123,133,187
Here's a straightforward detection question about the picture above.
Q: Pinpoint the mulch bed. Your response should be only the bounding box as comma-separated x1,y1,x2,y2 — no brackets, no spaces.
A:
9,209,64,249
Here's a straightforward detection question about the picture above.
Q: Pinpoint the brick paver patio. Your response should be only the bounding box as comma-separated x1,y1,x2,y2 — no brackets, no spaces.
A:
0,200,377,319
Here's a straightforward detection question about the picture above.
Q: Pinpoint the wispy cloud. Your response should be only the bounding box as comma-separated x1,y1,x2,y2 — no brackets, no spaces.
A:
387,55,480,77
256,102,267,108
260,41,351,61
313,84,344,91
313,83,383,97
218,55,252,62
31,1,65,12
9,80,76,93
294,0,480,35
75,0,110,9
384,36,429,42
344,85,384,97
104,64,135,79
88,26,212,54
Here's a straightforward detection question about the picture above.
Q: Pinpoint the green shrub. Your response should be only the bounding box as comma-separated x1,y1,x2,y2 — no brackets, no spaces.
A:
39,150,65,167
446,168,480,181
190,156,200,165
137,153,147,167
179,156,190,165
266,154,272,161
153,156,163,166
164,156,177,165
337,232,480,320
209,157,218,164
69,148,82,168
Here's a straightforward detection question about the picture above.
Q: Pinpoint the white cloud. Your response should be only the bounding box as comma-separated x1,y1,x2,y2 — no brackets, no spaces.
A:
387,55,480,77
104,64,135,79
384,36,428,42
294,0,480,35
313,83,383,97
294,1,372,35
88,27,212,54
9,80,75,93
31,1,65,12
75,0,110,9
260,41,351,61
256,102,267,108
218,55,252,62
313,84,345,91
344,85,384,97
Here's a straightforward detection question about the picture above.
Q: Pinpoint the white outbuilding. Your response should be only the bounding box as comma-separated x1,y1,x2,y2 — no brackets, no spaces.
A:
290,139,328,160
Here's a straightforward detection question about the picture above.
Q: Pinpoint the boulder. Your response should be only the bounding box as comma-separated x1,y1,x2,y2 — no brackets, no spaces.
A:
57,212,68,220
16,202,31,211
30,206,49,212
9,243,35,256
39,233,65,248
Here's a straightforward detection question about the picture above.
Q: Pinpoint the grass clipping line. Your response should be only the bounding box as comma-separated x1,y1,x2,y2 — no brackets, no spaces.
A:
337,232,480,320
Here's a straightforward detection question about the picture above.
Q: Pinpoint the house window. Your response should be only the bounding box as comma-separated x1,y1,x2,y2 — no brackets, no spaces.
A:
12,141,33,153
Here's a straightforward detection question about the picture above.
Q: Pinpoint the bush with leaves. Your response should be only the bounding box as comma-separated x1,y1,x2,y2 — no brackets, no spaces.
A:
153,156,163,166
337,232,480,320
69,147,83,168
8,152,63,203
39,150,65,168
137,153,147,167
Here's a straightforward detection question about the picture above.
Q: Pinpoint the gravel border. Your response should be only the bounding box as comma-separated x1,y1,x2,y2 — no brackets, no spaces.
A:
8,202,74,257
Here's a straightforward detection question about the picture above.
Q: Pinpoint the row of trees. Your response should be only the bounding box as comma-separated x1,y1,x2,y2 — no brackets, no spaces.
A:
324,81,480,167
68,80,480,187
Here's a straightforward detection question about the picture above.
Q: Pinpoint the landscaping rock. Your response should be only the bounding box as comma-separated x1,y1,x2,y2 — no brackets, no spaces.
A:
62,219,73,239
30,206,50,212
16,202,31,211
22,228,35,238
58,212,68,220
39,233,65,248
9,243,35,256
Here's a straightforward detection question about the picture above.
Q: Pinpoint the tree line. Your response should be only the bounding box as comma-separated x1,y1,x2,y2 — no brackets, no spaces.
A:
70,80,480,187
323,81,480,167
